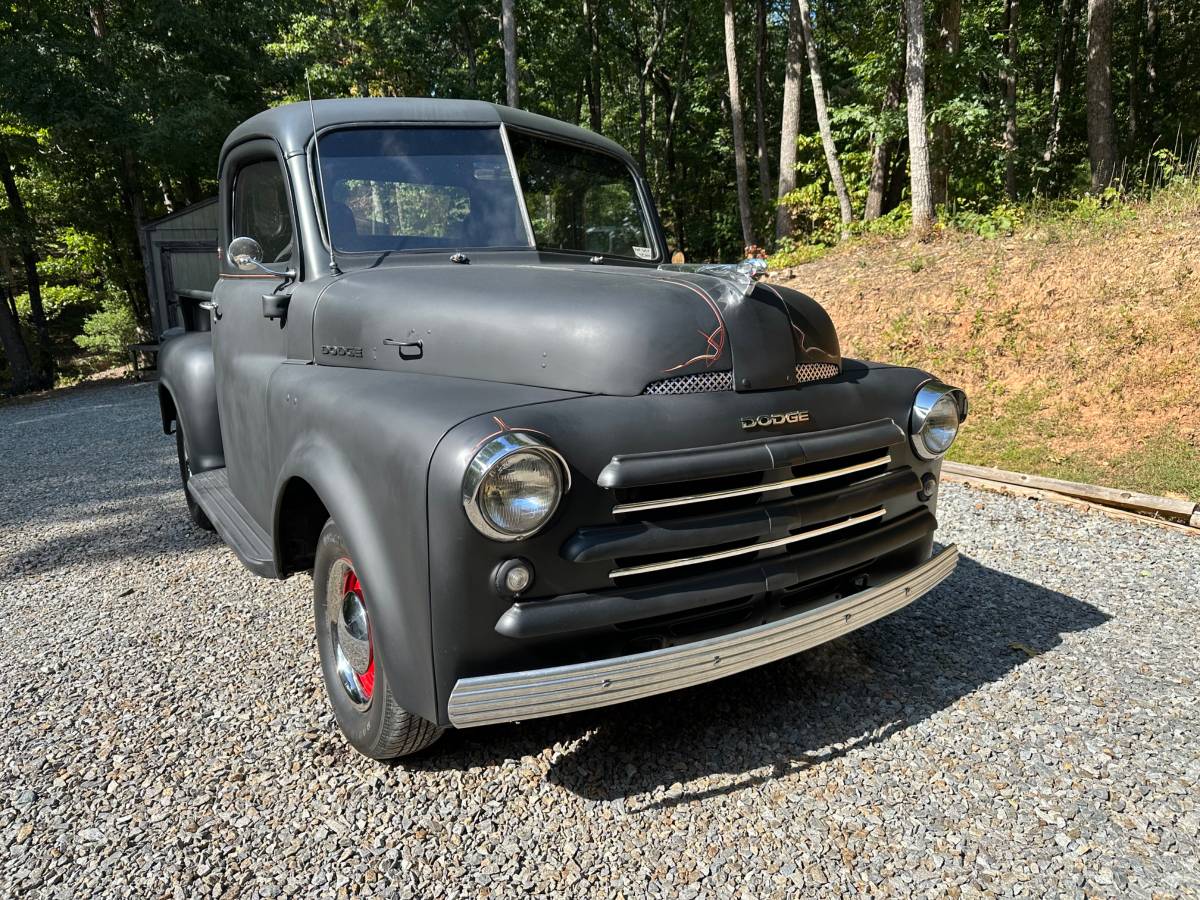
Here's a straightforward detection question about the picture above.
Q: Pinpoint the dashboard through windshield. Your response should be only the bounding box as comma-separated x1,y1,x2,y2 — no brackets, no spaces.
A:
314,126,656,261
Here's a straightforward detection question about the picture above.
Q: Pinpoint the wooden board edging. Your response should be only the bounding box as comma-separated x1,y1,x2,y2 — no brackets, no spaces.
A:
941,461,1199,534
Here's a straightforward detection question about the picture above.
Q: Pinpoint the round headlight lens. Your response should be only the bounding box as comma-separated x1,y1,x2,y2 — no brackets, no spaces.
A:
920,394,960,456
463,433,569,541
478,450,562,536
911,384,963,460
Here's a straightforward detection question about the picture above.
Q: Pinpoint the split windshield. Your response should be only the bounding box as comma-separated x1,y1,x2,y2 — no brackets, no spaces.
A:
314,126,655,260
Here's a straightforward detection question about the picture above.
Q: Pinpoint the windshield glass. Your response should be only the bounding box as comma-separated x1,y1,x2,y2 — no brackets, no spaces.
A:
315,126,655,259
508,131,656,260
315,127,532,253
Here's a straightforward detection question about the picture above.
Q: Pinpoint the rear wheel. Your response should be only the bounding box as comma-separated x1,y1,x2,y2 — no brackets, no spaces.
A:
174,421,214,531
313,519,443,759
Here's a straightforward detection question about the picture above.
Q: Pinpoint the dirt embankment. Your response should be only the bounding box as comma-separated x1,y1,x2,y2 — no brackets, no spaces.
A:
777,203,1200,496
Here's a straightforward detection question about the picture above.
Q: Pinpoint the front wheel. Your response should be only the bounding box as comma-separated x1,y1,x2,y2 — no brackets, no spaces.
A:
313,519,443,759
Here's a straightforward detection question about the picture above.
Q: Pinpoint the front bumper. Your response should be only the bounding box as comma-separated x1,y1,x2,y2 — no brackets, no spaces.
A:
446,543,957,728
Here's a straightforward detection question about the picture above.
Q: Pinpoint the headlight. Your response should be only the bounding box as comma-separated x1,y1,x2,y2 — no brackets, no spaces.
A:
911,382,965,460
463,432,570,541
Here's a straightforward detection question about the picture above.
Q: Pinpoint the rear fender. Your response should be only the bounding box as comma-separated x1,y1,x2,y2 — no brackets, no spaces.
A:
158,332,224,472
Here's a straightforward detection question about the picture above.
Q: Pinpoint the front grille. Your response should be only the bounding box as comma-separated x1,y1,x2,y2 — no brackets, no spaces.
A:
564,421,915,614
795,362,840,383
643,370,734,395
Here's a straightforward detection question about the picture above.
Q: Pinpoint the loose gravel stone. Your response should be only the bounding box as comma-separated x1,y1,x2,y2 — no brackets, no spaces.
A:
1,381,1198,897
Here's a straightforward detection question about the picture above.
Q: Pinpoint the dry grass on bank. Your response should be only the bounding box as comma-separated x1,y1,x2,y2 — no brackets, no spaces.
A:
778,190,1200,498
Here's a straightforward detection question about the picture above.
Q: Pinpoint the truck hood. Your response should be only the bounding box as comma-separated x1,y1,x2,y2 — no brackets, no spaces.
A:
310,262,840,396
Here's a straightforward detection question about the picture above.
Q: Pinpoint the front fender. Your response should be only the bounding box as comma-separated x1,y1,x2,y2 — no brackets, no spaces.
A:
158,332,224,472
267,364,580,724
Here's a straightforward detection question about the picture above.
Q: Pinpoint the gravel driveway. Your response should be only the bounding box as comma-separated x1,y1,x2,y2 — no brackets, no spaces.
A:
1,381,1197,898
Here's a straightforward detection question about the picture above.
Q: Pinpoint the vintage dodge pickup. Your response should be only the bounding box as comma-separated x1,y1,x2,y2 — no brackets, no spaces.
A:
158,98,966,759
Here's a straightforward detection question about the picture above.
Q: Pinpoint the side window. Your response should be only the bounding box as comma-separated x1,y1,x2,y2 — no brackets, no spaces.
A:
232,159,294,266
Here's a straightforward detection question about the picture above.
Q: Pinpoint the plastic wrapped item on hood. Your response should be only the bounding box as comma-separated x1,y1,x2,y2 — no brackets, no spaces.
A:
657,259,768,301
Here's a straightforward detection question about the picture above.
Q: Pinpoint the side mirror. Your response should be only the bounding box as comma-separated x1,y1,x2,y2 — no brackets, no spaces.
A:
226,236,297,281
670,249,686,265
228,236,264,271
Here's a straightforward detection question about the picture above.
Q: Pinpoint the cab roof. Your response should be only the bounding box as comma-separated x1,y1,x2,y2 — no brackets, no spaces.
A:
220,98,635,171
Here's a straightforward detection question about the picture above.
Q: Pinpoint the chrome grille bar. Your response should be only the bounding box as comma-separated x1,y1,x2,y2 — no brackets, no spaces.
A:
609,508,886,579
611,454,890,515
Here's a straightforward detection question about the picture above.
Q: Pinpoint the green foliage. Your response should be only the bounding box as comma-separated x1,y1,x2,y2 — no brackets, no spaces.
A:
779,181,843,247
767,237,828,269
858,204,912,238
74,293,141,362
1,0,1199,389
945,203,1024,238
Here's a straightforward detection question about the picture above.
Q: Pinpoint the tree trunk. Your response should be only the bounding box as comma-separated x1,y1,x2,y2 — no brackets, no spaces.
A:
501,0,519,106
117,150,153,330
1044,0,1080,163
91,4,152,331
866,10,906,221
885,142,909,214
638,28,648,172
1143,0,1158,136
584,0,602,131
1002,0,1020,201
796,0,853,234
461,10,479,94
1128,0,1141,142
1086,0,1117,191
0,281,36,395
0,145,53,387
753,0,771,206
635,6,666,174
182,172,203,205
905,0,935,235
1131,0,1159,144
775,0,805,240
159,179,176,214
930,0,960,206
723,0,756,247
660,11,693,251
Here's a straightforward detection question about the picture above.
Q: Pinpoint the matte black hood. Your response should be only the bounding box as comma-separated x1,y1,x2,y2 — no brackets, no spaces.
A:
311,262,840,396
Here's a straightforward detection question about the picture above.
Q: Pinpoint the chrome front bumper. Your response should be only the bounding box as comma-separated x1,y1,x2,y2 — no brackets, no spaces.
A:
447,545,958,728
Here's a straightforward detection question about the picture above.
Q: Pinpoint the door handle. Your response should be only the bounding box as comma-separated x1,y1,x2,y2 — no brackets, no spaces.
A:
198,299,221,320
262,293,291,320
383,338,424,360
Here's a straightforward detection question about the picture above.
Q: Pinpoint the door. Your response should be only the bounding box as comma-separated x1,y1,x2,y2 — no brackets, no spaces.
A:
212,141,299,527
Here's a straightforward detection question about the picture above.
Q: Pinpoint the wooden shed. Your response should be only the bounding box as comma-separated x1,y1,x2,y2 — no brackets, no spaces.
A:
141,198,219,338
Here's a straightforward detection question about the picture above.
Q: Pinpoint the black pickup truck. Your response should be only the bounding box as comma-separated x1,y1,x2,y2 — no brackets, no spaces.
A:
157,98,966,759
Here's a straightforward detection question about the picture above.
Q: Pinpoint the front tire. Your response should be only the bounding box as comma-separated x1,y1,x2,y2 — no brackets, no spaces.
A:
313,519,443,759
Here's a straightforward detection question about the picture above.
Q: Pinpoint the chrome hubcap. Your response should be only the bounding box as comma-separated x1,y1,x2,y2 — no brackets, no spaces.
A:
339,591,371,671
326,558,375,710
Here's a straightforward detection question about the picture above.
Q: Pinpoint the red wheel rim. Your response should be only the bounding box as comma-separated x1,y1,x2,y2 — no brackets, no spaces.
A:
342,567,375,701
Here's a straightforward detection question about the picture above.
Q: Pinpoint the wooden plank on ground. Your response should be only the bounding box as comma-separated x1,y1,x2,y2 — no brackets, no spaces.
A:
942,461,1198,525
940,465,1195,535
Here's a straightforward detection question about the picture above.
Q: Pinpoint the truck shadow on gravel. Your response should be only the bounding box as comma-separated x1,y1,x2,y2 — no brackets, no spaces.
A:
418,553,1109,808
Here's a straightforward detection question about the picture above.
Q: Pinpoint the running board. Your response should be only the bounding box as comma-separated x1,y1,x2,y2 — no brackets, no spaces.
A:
187,468,277,577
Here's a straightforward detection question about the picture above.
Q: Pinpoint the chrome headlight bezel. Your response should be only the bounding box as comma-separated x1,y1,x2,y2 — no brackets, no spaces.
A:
462,432,571,541
910,381,966,460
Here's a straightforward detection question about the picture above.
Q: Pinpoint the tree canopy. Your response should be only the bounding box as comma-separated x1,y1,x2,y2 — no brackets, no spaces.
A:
1,0,1198,391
